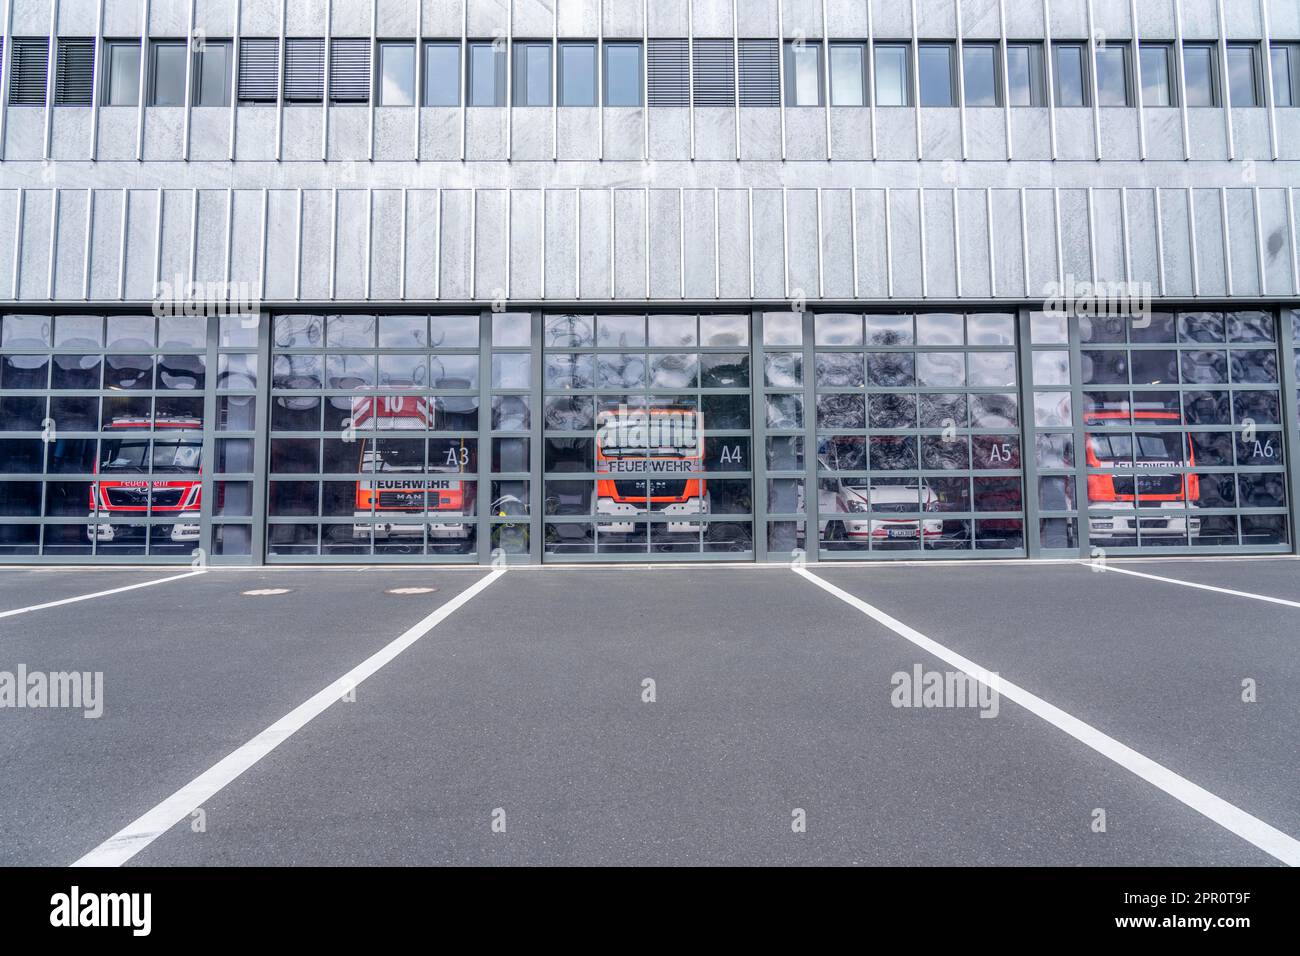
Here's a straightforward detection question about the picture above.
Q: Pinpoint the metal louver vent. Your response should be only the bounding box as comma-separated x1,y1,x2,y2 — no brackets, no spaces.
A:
739,38,780,107
9,38,50,106
55,38,95,105
283,37,325,102
692,38,735,107
237,37,279,103
329,38,371,104
647,38,688,107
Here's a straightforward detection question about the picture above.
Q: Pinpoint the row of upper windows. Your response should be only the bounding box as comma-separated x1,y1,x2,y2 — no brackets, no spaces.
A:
5,36,1300,111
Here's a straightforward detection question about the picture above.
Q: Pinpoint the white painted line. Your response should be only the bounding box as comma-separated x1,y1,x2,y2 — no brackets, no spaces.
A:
72,569,506,868
1092,563,1300,609
0,570,207,621
795,567,1300,867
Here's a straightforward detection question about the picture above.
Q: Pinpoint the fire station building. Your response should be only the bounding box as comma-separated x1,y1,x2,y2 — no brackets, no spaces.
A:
1,0,1299,565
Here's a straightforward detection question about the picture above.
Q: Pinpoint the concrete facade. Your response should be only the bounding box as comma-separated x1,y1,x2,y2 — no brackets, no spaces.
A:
0,0,1296,309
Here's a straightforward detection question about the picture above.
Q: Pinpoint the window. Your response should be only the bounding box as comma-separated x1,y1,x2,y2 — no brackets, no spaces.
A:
192,40,231,107
423,42,459,106
236,37,278,104
559,42,596,106
604,41,641,106
1183,44,1218,106
647,38,688,106
693,38,735,107
513,42,551,107
738,38,778,107
784,41,822,106
329,38,371,104
1094,43,1130,106
468,41,506,106
283,38,325,103
149,41,186,106
918,43,955,107
1227,43,1261,107
1139,43,1174,106
10,38,49,105
1053,42,1088,107
55,38,95,106
829,43,866,107
103,40,140,106
963,43,1000,107
377,42,414,105
1273,43,1299,107
1006,42,1045,106
874,43,910,106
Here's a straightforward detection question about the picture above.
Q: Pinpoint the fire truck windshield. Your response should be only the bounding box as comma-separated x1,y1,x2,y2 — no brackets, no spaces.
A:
1090,433,1183,465
101,440,202,474
360,441,426,472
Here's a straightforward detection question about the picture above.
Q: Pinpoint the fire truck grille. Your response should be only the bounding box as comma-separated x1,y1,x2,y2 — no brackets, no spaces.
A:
1113,475,1183,497
613,479,689,500
377,492,426,509
106,487,185,509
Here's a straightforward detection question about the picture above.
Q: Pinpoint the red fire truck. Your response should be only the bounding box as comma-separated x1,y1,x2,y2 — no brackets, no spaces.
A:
350,394,474,545
1085,405,1201,542
595,404,707,534
88,417,203,543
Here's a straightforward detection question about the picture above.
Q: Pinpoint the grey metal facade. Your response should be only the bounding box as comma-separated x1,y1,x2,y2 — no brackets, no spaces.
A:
1,0,1299,565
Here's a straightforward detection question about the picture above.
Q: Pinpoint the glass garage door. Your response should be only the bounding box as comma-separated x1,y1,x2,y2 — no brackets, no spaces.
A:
811,312,1026,558
0,312,262,563
541,313,755,560
1060,310,1290,553
266,313,481,562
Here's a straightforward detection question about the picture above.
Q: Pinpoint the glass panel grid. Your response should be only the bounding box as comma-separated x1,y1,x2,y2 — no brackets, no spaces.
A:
268,313,481,561
542,313,754,560
813,312,1025,558
1073,311,1289,552
1,313,212,559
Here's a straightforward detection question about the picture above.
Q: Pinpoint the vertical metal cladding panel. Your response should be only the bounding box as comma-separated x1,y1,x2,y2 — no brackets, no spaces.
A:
283,37,325,103
237,38,280,103
648,37,689,107
692,37,734,107
738,38,779,106
9,38,50,105
328,37,371,104
54,38,95,106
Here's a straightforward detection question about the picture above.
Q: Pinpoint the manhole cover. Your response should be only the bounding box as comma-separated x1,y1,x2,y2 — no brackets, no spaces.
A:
387,587,439,595
242,588,291,596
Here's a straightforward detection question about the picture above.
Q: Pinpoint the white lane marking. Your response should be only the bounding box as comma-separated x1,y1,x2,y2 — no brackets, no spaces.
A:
795,567,1300,867
1092,563,1300,609
72,569,506,868
0,570,207,621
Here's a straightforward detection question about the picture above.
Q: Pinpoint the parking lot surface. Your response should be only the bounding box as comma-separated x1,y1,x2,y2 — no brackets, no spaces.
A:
0,558,1296,866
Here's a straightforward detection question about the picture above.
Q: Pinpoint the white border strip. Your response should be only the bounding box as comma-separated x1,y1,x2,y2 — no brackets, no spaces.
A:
0,570,205,621
794,567,1300,867
1093,563,1300,609
72,569,506,868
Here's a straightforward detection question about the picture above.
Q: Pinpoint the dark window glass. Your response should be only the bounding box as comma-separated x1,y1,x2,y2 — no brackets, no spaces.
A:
149,41,186,106
963,44,999,107
918,43,954,107
1053,43,1087,107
